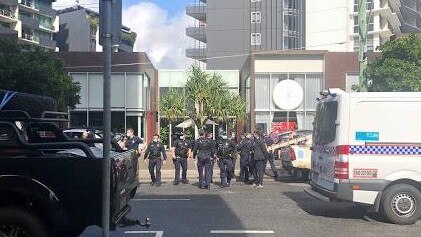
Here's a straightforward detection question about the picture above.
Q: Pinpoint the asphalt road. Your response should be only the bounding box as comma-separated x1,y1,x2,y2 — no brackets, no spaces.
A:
80,179,421,237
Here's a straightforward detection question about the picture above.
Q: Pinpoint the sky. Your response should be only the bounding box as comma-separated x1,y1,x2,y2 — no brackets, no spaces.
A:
53,0,197,69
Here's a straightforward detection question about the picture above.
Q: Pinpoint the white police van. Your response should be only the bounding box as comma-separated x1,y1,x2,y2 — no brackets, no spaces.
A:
306,89,421,225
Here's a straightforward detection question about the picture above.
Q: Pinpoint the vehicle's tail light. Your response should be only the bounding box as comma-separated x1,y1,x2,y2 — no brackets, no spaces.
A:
334,145,349,179
289,148,296,161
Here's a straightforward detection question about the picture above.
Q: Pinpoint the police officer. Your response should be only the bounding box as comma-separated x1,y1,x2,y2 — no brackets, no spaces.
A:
207,132,217,184
193,131,214,190
237,133,255,183
229,133,239,178
216,133,236,188
264,132,278,180
144,134,167,187
252,130,269,188
172,133,191,185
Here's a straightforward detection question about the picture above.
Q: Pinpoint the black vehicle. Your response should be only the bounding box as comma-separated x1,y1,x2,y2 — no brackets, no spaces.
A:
0,91,139,237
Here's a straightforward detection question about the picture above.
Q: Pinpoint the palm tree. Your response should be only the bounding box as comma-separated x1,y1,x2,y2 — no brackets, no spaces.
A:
185,65,212,129
159,89,187,147
185,65,246,137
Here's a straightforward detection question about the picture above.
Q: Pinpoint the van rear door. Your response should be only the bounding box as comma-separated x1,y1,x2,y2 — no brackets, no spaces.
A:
311,99,339,192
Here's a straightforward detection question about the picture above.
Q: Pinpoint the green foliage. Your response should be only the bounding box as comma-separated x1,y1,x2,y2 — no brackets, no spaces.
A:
159,89,187,122
366,34,421,92
185,65,246,129
159,126,169,145
0,39,80,111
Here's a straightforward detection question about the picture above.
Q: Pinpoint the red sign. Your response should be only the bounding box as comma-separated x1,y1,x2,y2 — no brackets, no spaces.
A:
271,122,296,134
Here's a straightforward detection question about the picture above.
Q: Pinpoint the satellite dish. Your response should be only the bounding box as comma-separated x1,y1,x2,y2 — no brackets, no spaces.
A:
273,80,304,110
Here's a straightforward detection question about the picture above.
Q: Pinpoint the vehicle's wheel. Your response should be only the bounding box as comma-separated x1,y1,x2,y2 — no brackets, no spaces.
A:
0,206,52,237
380,184,421,225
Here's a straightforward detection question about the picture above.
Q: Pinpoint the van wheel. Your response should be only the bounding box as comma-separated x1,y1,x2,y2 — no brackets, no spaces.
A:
380,184,421,225
0,206,51,237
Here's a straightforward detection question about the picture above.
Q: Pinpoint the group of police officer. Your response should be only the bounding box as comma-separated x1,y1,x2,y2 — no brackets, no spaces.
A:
143,129,273,189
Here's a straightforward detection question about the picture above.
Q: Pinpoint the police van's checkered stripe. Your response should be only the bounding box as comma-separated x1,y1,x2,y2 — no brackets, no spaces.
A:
350,146,421,155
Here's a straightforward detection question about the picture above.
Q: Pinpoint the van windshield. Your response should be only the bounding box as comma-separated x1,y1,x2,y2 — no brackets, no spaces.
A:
314,101,338,145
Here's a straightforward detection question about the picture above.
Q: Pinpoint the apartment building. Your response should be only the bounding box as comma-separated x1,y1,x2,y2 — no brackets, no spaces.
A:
56,6,137,52
186,0,306,70
306,0,421,52
0,0,58,50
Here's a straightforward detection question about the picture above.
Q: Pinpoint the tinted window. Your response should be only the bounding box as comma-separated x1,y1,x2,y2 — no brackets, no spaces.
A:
314,101,338,145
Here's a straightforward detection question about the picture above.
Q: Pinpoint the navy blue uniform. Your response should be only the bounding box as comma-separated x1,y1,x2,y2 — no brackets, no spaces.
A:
265,136,278,178
253,137,269,185
237,137,255,182
144,141,167,185
216,139,236,187
193,137,215,189
173,139,191,183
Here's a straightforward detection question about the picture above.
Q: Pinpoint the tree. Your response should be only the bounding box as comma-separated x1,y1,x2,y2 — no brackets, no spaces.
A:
185,65,246,134
159,89,187,147
365,34,421,92
0,39,80,111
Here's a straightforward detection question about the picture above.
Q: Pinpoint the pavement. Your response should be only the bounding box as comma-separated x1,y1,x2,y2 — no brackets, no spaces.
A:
80,178,421,237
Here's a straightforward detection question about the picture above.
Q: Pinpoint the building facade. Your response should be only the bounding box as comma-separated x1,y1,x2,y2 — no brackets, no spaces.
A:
0,0,58,50
56,6,137,52
186,0,306,70
240,51,377,134
158,69,240,141
56,52,158,142
306,0,421,52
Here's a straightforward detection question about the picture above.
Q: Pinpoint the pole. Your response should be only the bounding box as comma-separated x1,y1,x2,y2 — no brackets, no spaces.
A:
286,110,290,132
358,0,367,91
101,0,112,236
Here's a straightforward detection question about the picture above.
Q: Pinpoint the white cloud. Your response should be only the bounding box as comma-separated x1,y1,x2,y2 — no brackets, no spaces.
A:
122,2,195,69
54,1,194,69
53,0,98,11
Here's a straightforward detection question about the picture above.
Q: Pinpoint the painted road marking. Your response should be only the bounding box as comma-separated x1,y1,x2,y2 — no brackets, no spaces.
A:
210,230,274,234
125,231,163,237
133,198,190,201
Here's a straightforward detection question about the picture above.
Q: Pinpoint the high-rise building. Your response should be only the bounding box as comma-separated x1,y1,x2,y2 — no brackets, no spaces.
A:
306,0,421,52
186,0,306,70
0,0,58,50
56,6,137,52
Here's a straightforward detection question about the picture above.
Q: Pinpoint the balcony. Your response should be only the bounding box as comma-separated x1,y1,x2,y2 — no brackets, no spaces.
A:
379,4,401,33
19,32,39,45
0,9,17,23
38,37,56,49
186,26,206,43
186,48,206,62
0,0,18,7
19,0,39,13
0,24,18,39
19,14,38,29
38,24,56,33
186,5,206,22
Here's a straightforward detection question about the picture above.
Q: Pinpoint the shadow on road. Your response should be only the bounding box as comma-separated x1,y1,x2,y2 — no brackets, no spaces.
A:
123,194,248,237
283,191,379,221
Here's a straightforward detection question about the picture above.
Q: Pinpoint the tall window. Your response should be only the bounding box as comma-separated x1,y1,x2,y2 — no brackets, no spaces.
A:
251,33,261,45
251,11,261,23
354,15,374,33
354,0,374,12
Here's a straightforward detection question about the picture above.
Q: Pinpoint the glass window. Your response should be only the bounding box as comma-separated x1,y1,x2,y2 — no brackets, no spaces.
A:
305,74,322,110
88,111,103,127
70,73,87,108
126,74,143,109
251,33,261,46
111,111,125,133
289,74,305,110
251,11,261,23
111,74,125,108
88,74,103,108
255,74,270,110
314,101,338,145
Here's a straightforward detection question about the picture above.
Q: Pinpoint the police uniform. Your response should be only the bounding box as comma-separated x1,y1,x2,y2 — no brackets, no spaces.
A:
265,136,278,179
173,138,191,184
193,136,215,189
144,141,167,187
237,137,255,182
216,138,236,187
